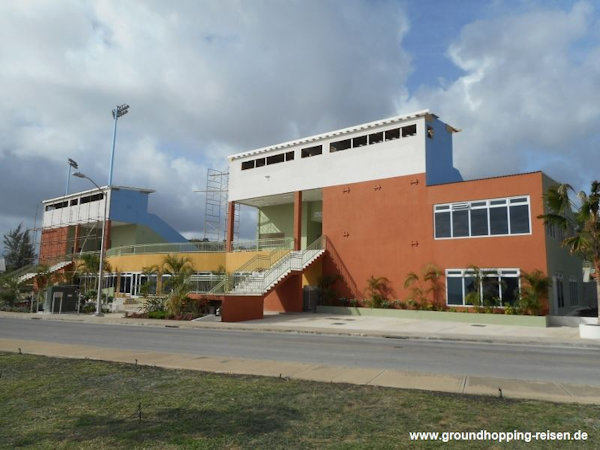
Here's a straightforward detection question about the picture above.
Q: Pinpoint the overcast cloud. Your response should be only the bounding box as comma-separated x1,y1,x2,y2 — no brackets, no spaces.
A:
0,0,598,247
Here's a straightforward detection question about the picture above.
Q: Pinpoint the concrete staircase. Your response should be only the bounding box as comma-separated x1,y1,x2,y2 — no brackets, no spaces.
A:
231,248,324,295
18,259,73,283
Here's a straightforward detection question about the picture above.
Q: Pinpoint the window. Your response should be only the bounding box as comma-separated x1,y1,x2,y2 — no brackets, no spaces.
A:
241,160,255,170
267,153,285,165
569,278,578,306
509,198,530,234
330,139,351,153
285,151,294,161
45,200,68,211
445,269,520,307
70,199,79,206
434,205,451,238
352,135,367,148
255,158,266,167
427,126,434,139
385,128,400,141
369,131,383,145
402,124,417,137
555,274,564,308
434,196,531,239
301,145,322,158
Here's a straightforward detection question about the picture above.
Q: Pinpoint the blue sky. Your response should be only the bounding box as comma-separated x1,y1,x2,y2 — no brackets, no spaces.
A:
0,0,599,244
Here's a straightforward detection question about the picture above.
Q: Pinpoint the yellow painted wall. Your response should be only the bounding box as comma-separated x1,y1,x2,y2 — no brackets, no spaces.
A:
106,252,226,272
225,251,273,272
105,250,276,273
302,259,322,287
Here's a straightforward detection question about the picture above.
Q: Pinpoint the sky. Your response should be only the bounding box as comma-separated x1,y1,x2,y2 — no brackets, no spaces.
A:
1,0,599,247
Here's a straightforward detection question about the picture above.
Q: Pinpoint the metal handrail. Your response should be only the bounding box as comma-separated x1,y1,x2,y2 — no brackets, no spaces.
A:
106,241,225,257
223,235,327,295
208,246,291,294
232,237,294,252
106,237,294,257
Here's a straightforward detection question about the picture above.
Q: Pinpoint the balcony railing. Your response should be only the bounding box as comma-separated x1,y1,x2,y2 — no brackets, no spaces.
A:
106,238,294,257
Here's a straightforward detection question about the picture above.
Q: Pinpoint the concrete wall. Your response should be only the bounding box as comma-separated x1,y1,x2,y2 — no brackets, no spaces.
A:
322,171,553,306
221,295,264,322
110,189,186,243
229,115,434,202
317,305,548,327
542,174,584,315
43,189,109,228
110,224,169,248
425,117,463,185
258,204,293,239
264,273,303,312
105,250,272,274
258,200,322,249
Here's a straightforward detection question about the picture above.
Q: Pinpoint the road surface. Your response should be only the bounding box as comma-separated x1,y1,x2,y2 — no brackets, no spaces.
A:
1,317,598,385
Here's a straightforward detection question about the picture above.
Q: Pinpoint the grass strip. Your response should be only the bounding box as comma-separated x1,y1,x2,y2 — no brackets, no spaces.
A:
0,352,598,449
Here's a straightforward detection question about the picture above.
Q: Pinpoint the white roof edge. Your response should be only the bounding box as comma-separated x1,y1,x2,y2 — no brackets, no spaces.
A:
42,185,155,204
228,109,441,161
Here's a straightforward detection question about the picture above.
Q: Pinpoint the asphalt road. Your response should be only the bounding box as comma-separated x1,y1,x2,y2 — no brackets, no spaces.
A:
1,317,599,386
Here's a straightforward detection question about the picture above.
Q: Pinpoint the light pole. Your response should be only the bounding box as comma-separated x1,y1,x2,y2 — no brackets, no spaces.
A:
108,104,129,186
73,171,108,316
65,158,78,196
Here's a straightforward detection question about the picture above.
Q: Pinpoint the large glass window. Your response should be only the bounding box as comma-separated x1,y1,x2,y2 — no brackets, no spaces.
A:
434,196,530,239
434,207,451,238
445,268,521,307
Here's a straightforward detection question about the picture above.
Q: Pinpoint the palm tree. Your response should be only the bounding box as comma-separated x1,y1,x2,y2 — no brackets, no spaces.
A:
365,275,390,308
76,253,111,294
404,264,444,308
162,255,194,315
139,264,159,297
519,270,552,315
539,181,600,320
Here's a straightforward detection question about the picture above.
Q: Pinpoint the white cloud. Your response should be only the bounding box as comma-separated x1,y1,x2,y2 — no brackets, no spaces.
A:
407,1,600,190
0,0,410,240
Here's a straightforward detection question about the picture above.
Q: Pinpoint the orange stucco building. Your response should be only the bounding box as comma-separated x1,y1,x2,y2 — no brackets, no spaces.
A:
226,110,583,317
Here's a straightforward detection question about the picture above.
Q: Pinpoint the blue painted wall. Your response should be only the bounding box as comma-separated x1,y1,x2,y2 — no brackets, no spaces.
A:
109,189,187,243
425,117,463,185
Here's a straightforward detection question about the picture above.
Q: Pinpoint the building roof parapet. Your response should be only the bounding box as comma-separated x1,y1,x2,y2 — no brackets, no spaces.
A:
228,109,458,161
42,185,155,204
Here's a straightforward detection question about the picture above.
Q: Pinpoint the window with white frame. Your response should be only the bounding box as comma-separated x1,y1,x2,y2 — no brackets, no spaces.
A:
434,196,531,239
446,268,520,307
569,277,578,306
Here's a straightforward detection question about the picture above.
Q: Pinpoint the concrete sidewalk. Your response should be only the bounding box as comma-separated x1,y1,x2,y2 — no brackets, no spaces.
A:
1,310,597,348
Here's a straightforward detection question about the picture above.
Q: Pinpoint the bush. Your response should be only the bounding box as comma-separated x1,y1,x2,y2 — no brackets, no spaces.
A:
144,296,167,313
148,311,169,320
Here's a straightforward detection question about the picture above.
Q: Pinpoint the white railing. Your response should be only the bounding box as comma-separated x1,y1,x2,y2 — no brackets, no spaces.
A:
224,236,326,295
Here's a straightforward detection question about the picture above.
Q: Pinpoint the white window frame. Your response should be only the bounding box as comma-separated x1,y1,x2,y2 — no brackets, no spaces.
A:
434,195,532,240
445,268,521,307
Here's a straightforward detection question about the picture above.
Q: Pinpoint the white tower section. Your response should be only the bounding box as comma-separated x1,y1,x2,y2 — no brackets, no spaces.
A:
227,110,460,203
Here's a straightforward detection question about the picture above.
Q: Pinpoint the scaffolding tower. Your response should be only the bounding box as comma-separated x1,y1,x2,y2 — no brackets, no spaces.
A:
201,168,240,242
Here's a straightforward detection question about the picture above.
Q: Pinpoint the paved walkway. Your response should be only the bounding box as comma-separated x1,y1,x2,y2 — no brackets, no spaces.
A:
1,311,599,404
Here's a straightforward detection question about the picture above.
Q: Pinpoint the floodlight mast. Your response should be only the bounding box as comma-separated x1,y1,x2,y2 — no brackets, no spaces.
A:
107,104,129,186
72,171,108,317
65,158,79,196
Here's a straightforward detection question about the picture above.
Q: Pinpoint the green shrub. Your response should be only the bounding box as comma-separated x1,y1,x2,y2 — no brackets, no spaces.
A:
148,311,169,320
144,296,167,313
